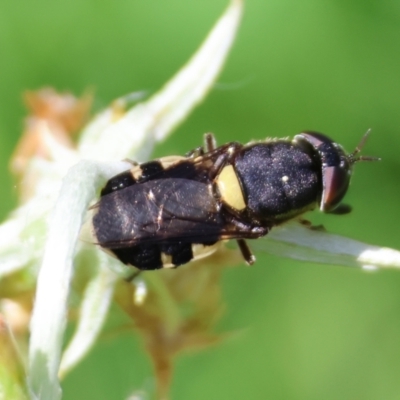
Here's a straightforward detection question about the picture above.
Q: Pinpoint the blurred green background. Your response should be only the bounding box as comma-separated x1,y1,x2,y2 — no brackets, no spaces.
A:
1,0,400,399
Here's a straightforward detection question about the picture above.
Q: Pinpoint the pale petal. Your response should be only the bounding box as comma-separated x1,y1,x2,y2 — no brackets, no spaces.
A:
27,160,128,399
253,222,400,270
59,254,118,378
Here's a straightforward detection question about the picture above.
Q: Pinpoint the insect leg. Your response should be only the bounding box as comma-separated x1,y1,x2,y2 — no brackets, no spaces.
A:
204,132,217,152
185,146,204,158
297,218,326,232
208,142,242,178
326,204,352,215
237,239,256,265
122,158,139,166
186,133,218,158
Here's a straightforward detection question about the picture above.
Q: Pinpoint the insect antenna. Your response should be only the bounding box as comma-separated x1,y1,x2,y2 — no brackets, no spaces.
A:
348,129,381,164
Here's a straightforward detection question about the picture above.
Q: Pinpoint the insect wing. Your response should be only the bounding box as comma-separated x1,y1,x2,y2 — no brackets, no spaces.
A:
93,178,226,248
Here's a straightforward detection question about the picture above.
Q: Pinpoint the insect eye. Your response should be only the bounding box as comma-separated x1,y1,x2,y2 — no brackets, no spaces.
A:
295,131,352,213
320,165,351,212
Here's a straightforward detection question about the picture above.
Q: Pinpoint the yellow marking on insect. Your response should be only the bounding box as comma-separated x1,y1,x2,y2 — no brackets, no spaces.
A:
130,156,187,180
159,155,186,166
191,243,220,261
131,166,143,180
216,165,246,211
161,252,173,267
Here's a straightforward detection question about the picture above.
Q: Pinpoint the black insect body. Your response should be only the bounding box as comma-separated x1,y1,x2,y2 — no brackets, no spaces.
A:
92,132,377,270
